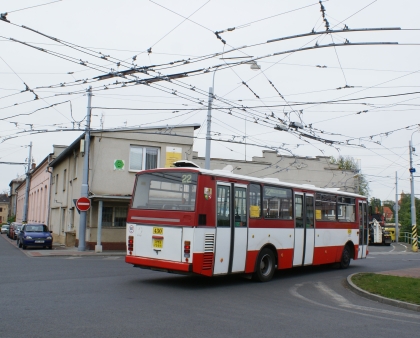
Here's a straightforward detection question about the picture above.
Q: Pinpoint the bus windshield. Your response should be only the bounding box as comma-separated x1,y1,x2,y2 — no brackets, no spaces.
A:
131,171,198,211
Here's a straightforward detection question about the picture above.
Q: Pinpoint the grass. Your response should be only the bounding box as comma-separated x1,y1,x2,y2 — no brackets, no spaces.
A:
351,273,420,305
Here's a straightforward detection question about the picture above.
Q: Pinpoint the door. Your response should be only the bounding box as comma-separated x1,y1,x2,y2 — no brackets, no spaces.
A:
293,193,315,266
358,201,368,258
213,183,248,275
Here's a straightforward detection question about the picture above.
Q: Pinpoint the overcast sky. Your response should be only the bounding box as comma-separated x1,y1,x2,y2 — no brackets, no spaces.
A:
1,0,419,203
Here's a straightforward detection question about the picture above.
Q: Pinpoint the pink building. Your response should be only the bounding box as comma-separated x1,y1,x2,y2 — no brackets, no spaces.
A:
15,146,66,225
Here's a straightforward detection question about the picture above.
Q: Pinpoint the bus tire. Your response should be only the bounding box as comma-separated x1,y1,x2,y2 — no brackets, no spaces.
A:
340,244,351,269
252,248,275,282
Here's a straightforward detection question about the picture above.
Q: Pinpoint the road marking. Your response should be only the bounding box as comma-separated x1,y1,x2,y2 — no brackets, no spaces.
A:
65,256,82,259
390,244,396,252
103,256,121,260
290,282,420,322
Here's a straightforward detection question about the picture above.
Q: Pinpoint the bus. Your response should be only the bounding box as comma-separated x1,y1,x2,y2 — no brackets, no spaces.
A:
125,165,369,282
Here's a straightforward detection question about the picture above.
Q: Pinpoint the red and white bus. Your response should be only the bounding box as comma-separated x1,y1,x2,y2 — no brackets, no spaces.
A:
125,165,369,282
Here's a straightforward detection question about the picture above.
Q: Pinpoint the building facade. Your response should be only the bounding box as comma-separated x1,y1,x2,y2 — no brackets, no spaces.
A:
48,125,199,250
0,194,10,224
8,176,25,219
15,146,66,224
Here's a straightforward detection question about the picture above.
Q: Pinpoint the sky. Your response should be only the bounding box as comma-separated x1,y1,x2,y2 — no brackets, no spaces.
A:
0,0,419,203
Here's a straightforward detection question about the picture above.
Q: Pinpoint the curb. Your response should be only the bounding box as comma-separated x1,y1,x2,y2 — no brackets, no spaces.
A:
347,273,420,312
23,250,126,258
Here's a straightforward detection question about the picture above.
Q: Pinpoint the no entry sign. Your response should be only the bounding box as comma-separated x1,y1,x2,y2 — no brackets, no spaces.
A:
76,197,91,212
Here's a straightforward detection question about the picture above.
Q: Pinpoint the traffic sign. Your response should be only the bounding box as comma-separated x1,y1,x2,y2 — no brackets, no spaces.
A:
76,197,91,212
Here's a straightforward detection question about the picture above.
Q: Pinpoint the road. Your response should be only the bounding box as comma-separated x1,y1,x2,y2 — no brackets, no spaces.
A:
1,234,419,338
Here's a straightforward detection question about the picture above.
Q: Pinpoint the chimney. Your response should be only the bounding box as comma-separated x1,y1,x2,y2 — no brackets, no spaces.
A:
31,163,36,170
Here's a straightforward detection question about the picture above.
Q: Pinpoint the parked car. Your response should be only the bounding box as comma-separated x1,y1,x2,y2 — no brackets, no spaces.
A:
8,222,20,239
13,225,23,239
1,224,9,234
17,224,53,250
10,222,22,240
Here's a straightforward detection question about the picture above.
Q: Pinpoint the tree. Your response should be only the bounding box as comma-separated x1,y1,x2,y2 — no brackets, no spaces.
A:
370,197,383,214
330,156,369,196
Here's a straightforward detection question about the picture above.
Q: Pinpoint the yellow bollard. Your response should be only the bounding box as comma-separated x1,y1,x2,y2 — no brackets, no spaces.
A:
412,224,418,252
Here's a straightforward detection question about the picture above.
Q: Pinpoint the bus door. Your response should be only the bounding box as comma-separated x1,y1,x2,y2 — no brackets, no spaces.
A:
358,201,368,258
293,193,315,266
213,183,248,275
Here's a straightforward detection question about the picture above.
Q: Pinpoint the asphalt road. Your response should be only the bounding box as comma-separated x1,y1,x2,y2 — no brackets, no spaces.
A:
1,234,419,338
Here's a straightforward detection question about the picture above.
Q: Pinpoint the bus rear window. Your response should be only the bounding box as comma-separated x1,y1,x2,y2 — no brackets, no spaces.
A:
131,172,197,211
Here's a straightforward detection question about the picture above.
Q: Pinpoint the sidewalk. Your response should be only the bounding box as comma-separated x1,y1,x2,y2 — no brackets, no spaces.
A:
23,243,126,257
347,269,420,312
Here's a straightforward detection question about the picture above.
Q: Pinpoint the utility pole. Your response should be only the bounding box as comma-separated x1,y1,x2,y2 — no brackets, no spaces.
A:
409,140,418,252
205,86,214,170
395,171,398,243
78,87,92,251
22,142,32,223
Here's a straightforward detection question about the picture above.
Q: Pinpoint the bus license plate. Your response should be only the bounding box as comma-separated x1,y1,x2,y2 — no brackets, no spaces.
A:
153,239,163,249
153,227,163,235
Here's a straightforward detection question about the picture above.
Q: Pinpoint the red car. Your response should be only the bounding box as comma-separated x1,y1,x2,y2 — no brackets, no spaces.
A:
8,222,22,240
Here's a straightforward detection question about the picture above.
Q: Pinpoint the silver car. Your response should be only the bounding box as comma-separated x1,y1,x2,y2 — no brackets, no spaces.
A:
1,224,9,234
14,225,23,239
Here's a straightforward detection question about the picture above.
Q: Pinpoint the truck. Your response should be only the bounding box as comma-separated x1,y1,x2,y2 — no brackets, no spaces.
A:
369,218,392,246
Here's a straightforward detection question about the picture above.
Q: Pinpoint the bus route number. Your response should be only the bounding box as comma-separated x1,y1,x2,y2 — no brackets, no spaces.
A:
182,174,192,184
153,227,163,235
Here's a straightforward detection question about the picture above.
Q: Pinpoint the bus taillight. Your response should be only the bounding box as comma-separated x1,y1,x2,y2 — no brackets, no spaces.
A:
184,240,191,258
128,236,134,255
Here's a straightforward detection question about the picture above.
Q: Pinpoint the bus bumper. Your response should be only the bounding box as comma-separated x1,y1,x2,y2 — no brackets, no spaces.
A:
125,256,192,273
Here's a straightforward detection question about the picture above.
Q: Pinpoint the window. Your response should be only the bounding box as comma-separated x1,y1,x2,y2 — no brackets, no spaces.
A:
63,169,67,191
55,174,59,194
234,187,247,227
249,184,261,218
316,193,336,221
217,185,230,227
0,207,2,212
73,155,78,179
132,172,197,211
102,206,127,227
337,196,355,222
263,186,293,219
129,145,159,171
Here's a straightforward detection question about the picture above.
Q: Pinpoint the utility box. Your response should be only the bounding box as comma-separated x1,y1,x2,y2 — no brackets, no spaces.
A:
65,231,76,247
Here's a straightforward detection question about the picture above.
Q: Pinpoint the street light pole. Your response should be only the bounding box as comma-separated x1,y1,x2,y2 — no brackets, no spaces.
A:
395,171,399,243
22,141,32,223
204,62,261,169
78,86,92,251
409,136,418,252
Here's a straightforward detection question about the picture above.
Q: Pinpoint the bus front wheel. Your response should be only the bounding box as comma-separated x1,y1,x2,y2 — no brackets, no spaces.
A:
253,248,275,282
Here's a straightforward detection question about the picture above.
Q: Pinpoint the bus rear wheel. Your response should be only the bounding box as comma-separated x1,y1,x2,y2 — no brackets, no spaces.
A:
253,248,275,282
340,245,351,269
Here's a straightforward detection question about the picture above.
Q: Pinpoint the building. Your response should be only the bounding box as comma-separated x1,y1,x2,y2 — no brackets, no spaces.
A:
8,176,25,219
48,124,199,250
0,194,10,224
192,150,357,192
15,146,66,224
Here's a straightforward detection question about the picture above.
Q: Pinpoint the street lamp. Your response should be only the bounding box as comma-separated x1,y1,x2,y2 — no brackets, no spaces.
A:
409,129,419,252
204,62,261,170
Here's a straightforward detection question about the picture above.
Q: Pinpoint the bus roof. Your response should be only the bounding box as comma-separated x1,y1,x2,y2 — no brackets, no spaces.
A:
136,167,366,199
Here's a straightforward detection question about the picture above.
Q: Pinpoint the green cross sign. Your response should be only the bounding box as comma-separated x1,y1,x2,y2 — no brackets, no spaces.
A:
114,159,125,170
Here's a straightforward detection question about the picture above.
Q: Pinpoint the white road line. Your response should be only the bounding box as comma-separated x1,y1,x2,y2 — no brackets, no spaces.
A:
315,282,351,307
65,256,82,259
290,282,420,322
103,256,121,260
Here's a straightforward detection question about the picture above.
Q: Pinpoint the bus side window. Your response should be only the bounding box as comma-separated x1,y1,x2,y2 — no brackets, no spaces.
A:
249,184,261,219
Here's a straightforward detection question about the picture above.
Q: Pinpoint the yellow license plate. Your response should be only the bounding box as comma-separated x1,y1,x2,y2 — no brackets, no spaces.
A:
153,239,163,249
153,227,163,235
